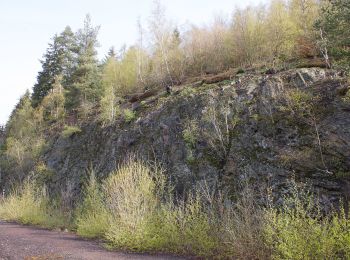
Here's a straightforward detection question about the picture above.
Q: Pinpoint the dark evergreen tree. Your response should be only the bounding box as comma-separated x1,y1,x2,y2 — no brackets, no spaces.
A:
58,26,77,85
31,26,76,107
107,46,117,58
65,15,102,111
102,46,117,64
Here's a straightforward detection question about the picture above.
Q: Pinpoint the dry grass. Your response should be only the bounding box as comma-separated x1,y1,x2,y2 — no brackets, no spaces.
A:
0,180,68,229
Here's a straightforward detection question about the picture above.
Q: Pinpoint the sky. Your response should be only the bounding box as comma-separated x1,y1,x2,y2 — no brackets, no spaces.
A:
0,0,267,125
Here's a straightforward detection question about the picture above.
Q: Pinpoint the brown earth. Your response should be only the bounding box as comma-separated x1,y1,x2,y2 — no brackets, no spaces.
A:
0,221,185,260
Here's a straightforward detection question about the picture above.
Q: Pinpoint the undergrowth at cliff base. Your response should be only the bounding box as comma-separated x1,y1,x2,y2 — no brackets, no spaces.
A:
1,159,350,259
0,180,71,229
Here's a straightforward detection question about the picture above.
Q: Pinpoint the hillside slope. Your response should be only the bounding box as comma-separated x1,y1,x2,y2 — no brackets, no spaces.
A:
19,67,348,208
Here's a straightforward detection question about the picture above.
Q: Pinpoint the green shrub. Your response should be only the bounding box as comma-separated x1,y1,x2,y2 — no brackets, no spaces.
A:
264,208,350,259
183,120,200,165
123,109,136,123
222,186,270,259
180,86,197,97
264,186,350,260
154,195,220,256
33,161,54,185
75,170,109,238
182,120,199,148
0,180,67,229
103,158,164,250
5,161,350,259
61,125,82,138
281,89,314,116
77,158,220,256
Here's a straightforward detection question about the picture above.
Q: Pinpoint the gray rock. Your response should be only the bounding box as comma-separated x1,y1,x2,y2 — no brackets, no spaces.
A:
5,68,349,209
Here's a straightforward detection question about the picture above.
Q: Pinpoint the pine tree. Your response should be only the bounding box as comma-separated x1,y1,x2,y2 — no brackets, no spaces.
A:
102,46,117,64
31,26,75,107
66,15,102,114
58,26,77,85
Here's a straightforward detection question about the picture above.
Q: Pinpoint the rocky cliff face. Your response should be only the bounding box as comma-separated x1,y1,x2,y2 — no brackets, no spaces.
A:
40,68,349,208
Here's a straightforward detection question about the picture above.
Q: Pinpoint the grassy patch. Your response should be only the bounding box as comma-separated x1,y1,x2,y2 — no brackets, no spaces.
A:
61,125,82,138
123,109,136,122
0,180,68,229
102,158,165,251
264,182,350,260
75,171,109,238
154,196,221,256
75,158,223,256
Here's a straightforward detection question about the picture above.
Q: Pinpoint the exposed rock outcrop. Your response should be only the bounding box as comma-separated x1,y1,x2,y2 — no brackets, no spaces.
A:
12,68,350,208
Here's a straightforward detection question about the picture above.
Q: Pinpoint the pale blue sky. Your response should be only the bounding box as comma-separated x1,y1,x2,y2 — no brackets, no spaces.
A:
0,0,267,125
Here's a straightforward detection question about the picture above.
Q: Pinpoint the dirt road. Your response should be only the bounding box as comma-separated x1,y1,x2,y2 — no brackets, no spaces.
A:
0,221,184,260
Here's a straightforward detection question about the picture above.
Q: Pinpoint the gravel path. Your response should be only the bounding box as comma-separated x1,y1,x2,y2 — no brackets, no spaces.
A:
0,221,185,260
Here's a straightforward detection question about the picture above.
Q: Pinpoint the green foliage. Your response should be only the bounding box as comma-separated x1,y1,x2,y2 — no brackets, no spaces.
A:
183,120,199,164
179,86,197,97
3,162,350,259
100,57,119,124
40,75,66,122
123,109,136,123
0,180,68,229
75,170,109,238
7,92,37,139
3,92,46,182
153,196,220,256
33,161,55,185
74,158,221,256
182,120,199,148
117,47,139,95
100,47,148,124
264,185,350,259
3,2,350,259
290,88,312,102
31,26,76,107
281,88,315,119
61,125,82,138
65,15,102,112
220,183,270,259
266,0,298,60
103,158,164,250
148,1,185,84
316,0,350,69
